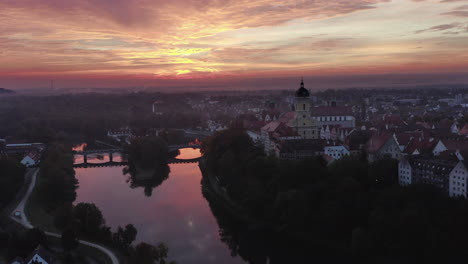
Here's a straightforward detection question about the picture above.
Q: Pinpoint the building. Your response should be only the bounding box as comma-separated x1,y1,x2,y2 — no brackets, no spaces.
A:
398,155,468,197
152,100,163,115
449,160,468,197
21,152,40,167
324,145,350,161
433,139,468,156
261,121,301,155
107,127,133,143
398,158,412,186
320,125,354,142
276,139,325,160
311,103,355,129
290,79,320,139
366,133,403,162
10,245,55,264
5,143,45,154
403,156,456,194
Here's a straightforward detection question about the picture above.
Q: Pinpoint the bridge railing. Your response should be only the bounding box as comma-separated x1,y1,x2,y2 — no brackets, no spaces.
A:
73,145,201,155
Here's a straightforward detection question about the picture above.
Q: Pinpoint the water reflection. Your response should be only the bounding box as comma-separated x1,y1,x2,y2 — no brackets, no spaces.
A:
124,164,170,197
176,148,202,160
75,148,244,264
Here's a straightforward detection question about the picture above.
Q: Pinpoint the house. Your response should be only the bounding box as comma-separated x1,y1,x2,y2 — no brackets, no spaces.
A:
366,133,403,162
377,113,408,131
432,139,468,156
21,152,39,167
26,245,54,264
261,121,300,155
433,119,458,134
403,136,438,155
10,245,55,264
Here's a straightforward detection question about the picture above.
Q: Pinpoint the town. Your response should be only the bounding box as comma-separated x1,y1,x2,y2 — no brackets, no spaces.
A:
2,82,468,263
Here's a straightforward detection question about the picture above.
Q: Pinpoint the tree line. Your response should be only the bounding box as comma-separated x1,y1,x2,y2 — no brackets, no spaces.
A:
201,127,468,263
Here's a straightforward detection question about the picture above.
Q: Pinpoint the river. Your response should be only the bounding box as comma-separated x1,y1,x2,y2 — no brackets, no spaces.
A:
74,148,245,264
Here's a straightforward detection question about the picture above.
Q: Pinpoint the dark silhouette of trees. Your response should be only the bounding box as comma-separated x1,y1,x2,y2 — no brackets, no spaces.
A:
123,137,171,196
61,227,78,252
202,126,468,262
131,242,175,264
38,143,78,208
73,203,105,238
0,157,25,209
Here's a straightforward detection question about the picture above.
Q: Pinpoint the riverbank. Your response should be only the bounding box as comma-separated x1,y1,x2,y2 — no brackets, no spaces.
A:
199,158,350,254
9,168,121,264
199,159,267,229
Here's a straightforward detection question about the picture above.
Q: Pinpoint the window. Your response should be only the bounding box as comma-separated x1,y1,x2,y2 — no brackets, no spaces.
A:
303,104,306,111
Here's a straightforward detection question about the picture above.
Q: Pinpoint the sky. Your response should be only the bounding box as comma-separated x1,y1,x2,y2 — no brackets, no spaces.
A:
1,0,468,90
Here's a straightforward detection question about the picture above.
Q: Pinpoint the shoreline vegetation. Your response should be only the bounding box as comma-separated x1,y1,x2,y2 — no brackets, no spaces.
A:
14,140,176,264
123,136,177,197
200,126,468,263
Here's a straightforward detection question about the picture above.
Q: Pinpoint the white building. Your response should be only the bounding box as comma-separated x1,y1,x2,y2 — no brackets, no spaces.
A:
246,130,262,144
324,145,350,161
398,156,468,197
449,161,468,197
398,158,412,186
21,155,37,167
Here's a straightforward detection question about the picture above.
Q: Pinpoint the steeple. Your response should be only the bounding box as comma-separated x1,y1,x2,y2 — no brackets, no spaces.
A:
295,77,309,97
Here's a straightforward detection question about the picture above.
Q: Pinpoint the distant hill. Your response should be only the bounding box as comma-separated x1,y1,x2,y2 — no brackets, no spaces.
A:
0,88,15,94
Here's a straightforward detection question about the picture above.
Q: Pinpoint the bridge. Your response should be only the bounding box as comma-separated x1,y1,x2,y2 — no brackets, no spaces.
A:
73,144,201,163
73,144,201,155
73,157,201,168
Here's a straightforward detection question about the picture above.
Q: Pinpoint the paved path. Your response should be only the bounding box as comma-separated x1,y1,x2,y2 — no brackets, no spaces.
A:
9,169,119,264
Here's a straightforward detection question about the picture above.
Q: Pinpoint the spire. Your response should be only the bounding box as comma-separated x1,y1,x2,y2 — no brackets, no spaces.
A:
300,77,304,88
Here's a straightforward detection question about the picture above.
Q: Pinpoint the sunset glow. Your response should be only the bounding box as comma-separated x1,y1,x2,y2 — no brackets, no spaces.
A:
1,0,468,89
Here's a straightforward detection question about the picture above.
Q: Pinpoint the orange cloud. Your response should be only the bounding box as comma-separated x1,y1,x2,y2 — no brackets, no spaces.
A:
0,0,467,88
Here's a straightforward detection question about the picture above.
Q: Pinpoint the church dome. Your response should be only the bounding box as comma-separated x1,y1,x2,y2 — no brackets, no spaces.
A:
295,79,309,97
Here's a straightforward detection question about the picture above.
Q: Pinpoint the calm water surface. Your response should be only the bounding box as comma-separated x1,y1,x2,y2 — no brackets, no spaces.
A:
74,148,245,264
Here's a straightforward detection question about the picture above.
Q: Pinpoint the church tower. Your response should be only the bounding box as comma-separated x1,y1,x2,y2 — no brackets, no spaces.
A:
293,79,319,139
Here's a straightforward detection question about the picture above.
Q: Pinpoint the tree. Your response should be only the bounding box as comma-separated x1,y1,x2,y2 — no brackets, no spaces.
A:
61,227,78,252
39,143,78,208
113,224,137,250
54,203,74,230
0,157,25,209
133,242,175,264
73,203,105,237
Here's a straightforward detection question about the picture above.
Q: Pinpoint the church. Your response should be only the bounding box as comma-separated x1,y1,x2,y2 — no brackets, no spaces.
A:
284,79,355,141
289,79,320,139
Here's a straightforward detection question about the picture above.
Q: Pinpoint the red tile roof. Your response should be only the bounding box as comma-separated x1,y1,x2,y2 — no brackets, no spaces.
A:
310,106,353,117
366,133,392,154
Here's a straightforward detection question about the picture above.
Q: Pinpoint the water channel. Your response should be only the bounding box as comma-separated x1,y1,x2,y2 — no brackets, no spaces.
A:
74,148,246,264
